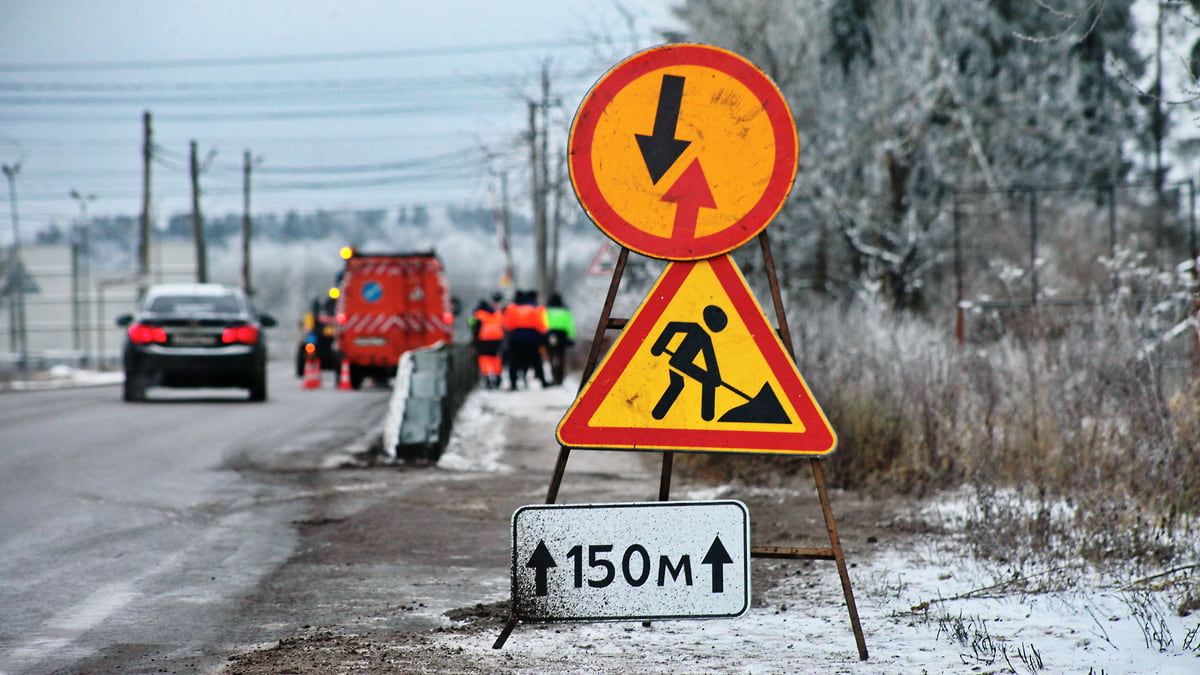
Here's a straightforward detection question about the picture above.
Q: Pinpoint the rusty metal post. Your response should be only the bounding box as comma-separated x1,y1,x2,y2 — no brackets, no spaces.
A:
543,247,629,506
498,247,631,650
1029,188,1038,312
757,230,869,660
1188,179,1198,377
953,201,965,346
810,457,868,660
658,452,674,500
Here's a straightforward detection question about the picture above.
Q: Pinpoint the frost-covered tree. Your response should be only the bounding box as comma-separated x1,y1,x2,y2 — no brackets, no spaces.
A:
668,0,1144,311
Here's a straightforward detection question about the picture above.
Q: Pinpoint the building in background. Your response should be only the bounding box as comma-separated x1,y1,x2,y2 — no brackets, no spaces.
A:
0,241,195,372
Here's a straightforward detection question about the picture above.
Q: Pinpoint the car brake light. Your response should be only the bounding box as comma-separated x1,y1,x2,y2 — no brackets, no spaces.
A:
222,325,259,345
128,323,167,344
441,311,454,325
336,312,347,324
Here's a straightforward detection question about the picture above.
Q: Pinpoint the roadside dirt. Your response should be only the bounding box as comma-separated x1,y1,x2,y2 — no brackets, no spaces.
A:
224,383,927,674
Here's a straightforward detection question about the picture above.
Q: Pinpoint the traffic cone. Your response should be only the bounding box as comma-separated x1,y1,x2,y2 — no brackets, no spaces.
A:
337,358,353,390
302,357,322,389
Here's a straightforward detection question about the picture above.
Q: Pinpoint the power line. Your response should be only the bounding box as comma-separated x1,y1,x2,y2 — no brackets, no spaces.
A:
20,149,490,200
12,132,472,147
153,155,190,174
0,39,582,72
0,89,523,107
1,98,530,123
259,169,483,191
252,150,477,175
20,168,486,201
0,68,600,93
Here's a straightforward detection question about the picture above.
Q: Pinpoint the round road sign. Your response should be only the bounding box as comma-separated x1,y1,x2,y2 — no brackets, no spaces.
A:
569,44,798,261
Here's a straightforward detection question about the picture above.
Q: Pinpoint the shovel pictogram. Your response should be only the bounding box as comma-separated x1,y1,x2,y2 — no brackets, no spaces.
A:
650,304,789,425
655,359,789,424
715,381,789,424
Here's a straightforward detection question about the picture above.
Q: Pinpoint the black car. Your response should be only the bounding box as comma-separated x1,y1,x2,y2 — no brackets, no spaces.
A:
116,283,277,402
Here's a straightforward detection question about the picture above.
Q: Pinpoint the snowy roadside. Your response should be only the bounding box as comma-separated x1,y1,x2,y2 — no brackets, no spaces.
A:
427,380,1200,674
0,365,124,392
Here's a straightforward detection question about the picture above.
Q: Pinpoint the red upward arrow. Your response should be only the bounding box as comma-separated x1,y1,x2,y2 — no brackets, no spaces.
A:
660,158,716,241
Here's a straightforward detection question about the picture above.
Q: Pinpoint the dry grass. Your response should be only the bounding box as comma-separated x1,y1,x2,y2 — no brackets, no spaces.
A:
675,293,1200,523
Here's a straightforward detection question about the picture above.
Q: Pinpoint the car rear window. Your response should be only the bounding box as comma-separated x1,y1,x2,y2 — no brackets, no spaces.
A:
147,294,243,315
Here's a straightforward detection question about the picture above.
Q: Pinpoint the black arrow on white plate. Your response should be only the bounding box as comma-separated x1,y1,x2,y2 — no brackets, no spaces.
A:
526,540,557,596
702,536,734,593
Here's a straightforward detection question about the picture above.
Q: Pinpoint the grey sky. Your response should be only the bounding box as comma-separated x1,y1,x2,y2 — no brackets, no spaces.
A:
0,0,679,239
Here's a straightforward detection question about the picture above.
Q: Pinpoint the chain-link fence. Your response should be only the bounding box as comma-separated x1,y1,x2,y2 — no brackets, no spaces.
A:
950,180,1199,376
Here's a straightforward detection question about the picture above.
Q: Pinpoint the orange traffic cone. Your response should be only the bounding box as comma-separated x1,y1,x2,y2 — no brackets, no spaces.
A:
302,357,322,389
337,359,354,390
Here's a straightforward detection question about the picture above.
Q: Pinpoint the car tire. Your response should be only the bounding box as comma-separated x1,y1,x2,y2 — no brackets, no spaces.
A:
249,369,268,402
123,370,146,402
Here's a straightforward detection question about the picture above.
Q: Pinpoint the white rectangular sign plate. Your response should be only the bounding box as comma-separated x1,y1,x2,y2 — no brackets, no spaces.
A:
511,500,750,621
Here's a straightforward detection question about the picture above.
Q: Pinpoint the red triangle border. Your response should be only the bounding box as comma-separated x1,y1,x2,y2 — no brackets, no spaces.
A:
556,255,836,455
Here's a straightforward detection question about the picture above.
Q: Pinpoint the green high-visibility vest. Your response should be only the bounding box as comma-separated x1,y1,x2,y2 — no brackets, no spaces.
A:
545,307,576,339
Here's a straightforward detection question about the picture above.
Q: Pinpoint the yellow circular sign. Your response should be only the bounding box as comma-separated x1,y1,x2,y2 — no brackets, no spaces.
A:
569,44,798,260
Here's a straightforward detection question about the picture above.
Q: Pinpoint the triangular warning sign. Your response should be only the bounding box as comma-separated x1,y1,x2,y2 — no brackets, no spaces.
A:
557,254,836,455
588,240,619,276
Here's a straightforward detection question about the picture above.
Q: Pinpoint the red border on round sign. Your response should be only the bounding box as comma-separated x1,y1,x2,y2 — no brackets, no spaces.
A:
569,44,798,261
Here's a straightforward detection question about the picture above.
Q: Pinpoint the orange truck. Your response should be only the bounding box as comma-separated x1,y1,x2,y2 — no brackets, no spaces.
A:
332,248,454,388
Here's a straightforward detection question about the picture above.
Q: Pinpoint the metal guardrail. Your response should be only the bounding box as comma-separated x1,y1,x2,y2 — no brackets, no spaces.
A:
381,342,477,462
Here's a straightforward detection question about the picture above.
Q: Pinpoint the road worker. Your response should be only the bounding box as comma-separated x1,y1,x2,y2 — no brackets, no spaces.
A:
544,292,576,386
502,289,549,389
470,297,505,389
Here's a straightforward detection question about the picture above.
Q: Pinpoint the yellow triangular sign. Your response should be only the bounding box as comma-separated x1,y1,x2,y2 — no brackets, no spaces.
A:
557,255,836,455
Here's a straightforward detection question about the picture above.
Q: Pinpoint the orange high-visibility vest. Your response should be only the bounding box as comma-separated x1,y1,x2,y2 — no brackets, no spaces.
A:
474,308,504,342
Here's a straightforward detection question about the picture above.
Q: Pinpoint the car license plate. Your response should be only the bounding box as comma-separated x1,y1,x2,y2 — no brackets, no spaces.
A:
172,334,218,346
354,337,387,347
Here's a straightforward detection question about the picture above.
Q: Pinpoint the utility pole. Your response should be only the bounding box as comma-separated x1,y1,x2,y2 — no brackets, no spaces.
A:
493,170,515,290
3,162,26,375
242,150,255,296
1154,1,1166,204
549,148,565,294
539,62,551,300
529,61,557,302
70,189,96,363
529,101,544,299
139,111,152,297
190,140,207,283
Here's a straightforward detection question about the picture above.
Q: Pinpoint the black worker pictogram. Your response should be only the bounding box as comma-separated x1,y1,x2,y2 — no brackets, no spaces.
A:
648,304,790,424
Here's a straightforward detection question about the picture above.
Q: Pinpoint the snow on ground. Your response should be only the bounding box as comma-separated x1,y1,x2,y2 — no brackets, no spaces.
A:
0,365,123,391
428,532,1199,675
435,379,1200,674
438,376,582,474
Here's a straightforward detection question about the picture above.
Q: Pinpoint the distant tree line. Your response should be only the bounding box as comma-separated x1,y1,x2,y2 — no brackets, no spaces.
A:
33,204,543,252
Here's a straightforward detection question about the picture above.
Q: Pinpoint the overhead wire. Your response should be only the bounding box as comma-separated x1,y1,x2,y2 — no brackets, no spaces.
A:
0,36,615,216
0,67,601,95
0,39,585,72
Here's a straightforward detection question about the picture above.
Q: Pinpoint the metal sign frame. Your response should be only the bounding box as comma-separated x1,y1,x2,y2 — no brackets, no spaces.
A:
493,233,869,661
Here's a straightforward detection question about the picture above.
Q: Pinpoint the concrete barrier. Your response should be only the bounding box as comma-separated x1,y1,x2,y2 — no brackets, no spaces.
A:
382,342,477,462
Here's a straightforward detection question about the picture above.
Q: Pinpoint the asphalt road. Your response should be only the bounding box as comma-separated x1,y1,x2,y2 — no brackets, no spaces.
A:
0,360,392,674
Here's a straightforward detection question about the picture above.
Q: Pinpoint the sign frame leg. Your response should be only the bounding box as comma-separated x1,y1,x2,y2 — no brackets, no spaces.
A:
496,238,867,661
754,230,868,660
494,247,631,650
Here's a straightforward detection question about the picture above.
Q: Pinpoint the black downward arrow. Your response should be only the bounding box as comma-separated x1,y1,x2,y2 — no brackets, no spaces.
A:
701,536,734,593
635,74,691,184
526,540,557,597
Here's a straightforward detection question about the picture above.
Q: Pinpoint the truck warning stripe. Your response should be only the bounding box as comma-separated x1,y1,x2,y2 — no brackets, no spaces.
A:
342,313,446,334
